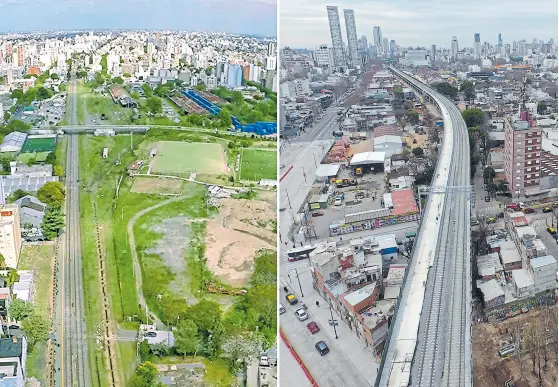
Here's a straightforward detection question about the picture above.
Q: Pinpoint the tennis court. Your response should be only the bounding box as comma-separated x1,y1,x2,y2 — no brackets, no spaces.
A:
239,149,277,181
151,141,227,175
21,136,57,153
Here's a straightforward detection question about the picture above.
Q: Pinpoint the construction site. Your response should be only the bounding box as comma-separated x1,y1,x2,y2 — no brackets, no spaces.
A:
473,305,558,387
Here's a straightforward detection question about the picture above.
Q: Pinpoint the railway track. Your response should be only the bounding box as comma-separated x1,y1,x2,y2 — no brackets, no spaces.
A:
62,79,91,387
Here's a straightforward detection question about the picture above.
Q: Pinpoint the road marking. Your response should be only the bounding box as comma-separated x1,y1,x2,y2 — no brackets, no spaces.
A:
280,165,294,182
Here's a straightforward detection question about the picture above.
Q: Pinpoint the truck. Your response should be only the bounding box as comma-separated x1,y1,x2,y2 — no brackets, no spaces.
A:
335,178,357,188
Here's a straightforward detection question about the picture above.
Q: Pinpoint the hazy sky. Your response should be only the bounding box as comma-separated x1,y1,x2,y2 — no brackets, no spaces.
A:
280,0,557,49
0,0,277,36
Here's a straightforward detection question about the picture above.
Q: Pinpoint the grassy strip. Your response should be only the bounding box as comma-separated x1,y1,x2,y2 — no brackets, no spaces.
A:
18,244,55,383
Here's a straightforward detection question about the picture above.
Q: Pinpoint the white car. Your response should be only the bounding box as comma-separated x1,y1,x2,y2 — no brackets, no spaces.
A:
295,308,308,321
334,198,343,206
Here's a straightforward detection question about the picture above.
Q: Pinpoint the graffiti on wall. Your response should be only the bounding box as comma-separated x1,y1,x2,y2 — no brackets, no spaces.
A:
330,213,419,236
486,292,556,322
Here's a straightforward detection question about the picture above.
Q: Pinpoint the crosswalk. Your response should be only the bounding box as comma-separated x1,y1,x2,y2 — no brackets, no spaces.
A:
475,205,503,215
531,219,548,227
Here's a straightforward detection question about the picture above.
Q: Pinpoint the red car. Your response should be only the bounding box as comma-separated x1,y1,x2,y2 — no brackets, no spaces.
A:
307,321,320,334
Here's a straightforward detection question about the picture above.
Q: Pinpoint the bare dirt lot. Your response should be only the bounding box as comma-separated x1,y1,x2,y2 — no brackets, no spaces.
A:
131,177,182,195
205,195,276,287
473,305,558,387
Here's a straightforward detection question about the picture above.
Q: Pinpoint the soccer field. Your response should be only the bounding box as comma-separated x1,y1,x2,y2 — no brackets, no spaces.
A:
152,141,227,175
240,149,277,181
21,137,57,153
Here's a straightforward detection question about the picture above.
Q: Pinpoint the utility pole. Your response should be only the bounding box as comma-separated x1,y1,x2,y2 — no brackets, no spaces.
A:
302,167,307,183
329,306,339,339
295,268,304,297
285,190,293,209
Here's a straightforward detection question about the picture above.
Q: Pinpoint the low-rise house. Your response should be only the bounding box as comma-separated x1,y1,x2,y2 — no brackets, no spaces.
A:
0,336,28,387
478,278,505,309
13,273,34,303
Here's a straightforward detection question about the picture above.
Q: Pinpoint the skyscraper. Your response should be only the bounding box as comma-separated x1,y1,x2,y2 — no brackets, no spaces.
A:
343,9,359,66
389,40,397,55
326,6,345,70
358,35,368,55
373,26,383,54
383,38,389,55
451,36,459,57
474,33,481,57
431,44,436,62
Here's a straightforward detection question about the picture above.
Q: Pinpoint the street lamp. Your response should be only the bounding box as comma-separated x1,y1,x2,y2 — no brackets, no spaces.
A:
329,305,339,339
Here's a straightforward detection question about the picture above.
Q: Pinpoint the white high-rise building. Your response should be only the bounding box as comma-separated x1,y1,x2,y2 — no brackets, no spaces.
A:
373,26,383,54
474,33,481,58
327,6,345,70
451,36,459,57
343,9,359,67
314,44,334,73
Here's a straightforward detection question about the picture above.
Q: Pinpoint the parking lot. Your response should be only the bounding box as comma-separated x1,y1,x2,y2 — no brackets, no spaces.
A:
302,171,388,240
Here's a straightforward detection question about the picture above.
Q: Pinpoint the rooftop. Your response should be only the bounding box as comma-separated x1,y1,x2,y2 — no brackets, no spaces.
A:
390,189,419,215
478,278,505,301
0,338,23,359
530,255,557,269
343,282,377,307
360,299,395,330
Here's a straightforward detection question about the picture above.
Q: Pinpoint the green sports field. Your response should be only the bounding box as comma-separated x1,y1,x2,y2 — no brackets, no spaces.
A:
151,141,227,175
240,149,277,181
21,137,57,153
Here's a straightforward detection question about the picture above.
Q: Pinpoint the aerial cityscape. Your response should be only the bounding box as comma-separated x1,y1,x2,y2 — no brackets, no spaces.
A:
0,3,278,386
279,2,558,387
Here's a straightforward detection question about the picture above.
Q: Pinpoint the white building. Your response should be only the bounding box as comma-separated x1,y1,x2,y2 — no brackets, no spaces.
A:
0,205,21,269
374,135,403,157
315,45,334,73
529,255,557,294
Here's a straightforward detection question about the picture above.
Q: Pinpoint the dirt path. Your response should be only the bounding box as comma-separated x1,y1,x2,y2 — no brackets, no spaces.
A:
127,195,190,328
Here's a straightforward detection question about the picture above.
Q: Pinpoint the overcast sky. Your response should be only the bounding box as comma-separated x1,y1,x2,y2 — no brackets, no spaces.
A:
0,0,277,37
280,0,557,49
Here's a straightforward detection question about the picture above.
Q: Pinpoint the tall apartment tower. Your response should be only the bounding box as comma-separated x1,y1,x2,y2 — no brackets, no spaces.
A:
474,33,481,57
431,45,436,62
504,117,542,198
343,9,359,66
314,44,334,73
451,36,459,57
373,26,383,54
326,6,345,70
0,205,21,269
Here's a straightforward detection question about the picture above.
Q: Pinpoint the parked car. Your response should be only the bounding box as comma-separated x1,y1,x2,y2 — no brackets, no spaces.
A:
334,198,343,206
312,211,324,217
523,207,535,214
295,308,308,321
144,331,157,338
496,212,505,219
286,293,298,305
307,321,320,334
279,303,286,315
315,341,329,356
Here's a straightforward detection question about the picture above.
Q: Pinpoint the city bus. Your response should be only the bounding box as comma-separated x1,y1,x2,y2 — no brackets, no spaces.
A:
286,245,317,262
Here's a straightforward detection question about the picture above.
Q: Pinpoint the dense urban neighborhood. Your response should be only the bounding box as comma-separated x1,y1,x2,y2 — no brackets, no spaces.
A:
279,5,558,387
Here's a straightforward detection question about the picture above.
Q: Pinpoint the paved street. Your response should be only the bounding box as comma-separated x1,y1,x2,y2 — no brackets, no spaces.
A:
281,264,378,386
279,339,312,387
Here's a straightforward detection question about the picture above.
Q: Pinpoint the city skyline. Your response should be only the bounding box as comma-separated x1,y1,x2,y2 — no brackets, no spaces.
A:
0,0,277,37
280,0,557,48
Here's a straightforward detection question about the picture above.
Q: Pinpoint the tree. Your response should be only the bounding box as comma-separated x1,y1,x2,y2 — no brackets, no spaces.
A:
45,152,57,165
185,300,222,335
37,181,65,208
112,77,124,84
36,87,53,100
231,91,244,104
392,85,404,99
483,166,495,183
129,361,161,387
0,253,5,269
26,157,36,167
537,101,547,115
221,332,262,371
496,180,508,194
174,319,198,357
53,165,64,177
460,80,475,101
41,207,65,240
10,89,23,100
217,109,232,128
9,299,34,321
3,111,11,122
141,84,153,97
50,73,59,80
195,84,206,91
412,147,424,157
433,82,458,99
7,189,28,203
154,85,170,97
5,119,31,132
406,110,419,124
22,313,49,348
123,72,132,78
145,97,162,114
462,108,484,128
